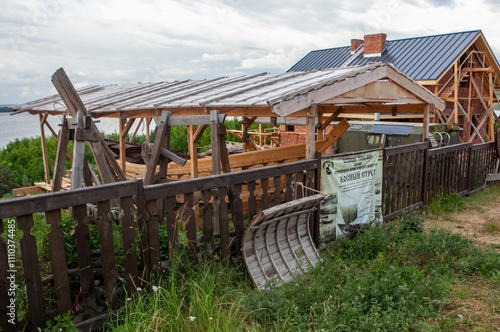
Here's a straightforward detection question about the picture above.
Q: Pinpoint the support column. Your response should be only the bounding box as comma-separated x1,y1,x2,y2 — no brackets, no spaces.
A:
210,110,221,175
306,104,318,160
119,117,126,176
39,113,50,184
423,104,432,142
453,61,459,124
489,71,494,140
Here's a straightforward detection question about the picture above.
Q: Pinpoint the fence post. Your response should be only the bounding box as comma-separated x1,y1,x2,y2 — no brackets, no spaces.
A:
466,146,472,193
420,145,429,205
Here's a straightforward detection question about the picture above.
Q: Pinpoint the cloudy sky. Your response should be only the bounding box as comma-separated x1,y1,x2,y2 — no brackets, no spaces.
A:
1,0,500,105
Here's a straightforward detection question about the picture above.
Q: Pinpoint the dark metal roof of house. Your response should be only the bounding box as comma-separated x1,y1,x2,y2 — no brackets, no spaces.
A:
288,30,482,82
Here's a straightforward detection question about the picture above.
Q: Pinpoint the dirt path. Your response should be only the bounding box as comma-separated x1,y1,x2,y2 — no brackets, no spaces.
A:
425,191,500,253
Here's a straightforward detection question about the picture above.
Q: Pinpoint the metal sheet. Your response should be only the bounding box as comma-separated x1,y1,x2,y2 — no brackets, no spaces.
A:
369,124,413,136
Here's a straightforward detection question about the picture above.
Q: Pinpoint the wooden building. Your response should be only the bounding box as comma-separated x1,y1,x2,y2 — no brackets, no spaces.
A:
11,63,444,189
289,30,500,143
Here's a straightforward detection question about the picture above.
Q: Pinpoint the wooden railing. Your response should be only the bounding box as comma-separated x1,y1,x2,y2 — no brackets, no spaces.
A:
0,160,319,330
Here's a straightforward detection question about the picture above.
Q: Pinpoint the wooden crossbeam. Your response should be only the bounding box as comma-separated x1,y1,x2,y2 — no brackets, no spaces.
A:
316,119,350,153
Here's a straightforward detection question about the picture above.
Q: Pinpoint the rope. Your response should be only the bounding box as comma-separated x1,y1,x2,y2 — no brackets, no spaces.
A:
296,182,325,197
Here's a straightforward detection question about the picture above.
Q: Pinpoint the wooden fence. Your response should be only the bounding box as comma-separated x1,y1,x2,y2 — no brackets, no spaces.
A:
382,141,498,221
0,141,497,330
0,160,319,331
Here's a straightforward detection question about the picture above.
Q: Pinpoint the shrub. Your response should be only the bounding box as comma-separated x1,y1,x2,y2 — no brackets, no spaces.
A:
0,163,14,196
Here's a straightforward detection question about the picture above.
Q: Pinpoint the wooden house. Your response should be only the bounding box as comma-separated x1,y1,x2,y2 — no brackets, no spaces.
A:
288,30,500,143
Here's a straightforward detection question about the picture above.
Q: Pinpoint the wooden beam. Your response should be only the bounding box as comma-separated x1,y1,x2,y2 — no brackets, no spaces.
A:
143,142,187,167
51,68,126,183
457,101,484,143
211,110,221,175
423,104,431,142
143,111,170,185
39,113,50,184
129,118,142,143
51,114,70,192
319,106,343,130
192,124,208,143
316,119,350,153
305,104,317,160
453,61,459,124
119,118,126,175
188,125,199,179
71,111,86,189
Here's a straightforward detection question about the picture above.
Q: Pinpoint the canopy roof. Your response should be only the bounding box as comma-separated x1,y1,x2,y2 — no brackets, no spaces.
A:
11,63,444,119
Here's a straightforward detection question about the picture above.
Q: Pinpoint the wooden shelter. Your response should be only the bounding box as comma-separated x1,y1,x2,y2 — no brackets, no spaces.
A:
10,63,444,189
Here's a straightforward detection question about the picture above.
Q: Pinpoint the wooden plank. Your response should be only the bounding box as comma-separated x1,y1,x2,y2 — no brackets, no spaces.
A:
305,104,317,160
46,210,72,314
97,200,119,309
18,214,46,329
285,173,293,202
217,187,230,260
0,218,18,330
167,114,225,126
319,106,343,130
0,181,138,219
144,112,169,185
12,186,43,196
165,196,178,259
73,205,99,319
211,110,221,175
39,113,51,183
183,193,198,262
143,142,187,167
273,175,281,206
231,184,244,255
120,196,139,294
316,119,350,153
145,200,161,271
260,178,270,210
72,111,86,189
119,118,127,174
247,181,257,221
135,180,148,281
201,190,213,257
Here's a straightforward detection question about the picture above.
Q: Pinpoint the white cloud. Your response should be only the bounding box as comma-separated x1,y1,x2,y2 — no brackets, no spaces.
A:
1,0,500,104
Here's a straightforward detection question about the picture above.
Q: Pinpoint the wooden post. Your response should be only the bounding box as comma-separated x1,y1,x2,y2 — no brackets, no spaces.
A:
146,118,151,142
259,124,264,146
119,117,126,175
453,61,459,124
305,104,318,160
489,71,494,140
51,115,69,192
210,110,221,175
188,125,200,227
72,111,85,189
423,104,432,142
39,113,50,184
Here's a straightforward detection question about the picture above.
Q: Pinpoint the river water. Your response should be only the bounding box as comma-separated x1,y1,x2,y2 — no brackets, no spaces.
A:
0,112,151,149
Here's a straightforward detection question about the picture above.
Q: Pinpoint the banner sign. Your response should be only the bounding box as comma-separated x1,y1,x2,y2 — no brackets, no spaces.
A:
320,150,383,242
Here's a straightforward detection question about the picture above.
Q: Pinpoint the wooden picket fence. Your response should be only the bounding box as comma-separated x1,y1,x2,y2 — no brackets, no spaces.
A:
0,141,497,330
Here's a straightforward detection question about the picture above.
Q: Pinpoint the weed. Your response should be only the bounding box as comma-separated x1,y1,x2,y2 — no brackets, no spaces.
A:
41,312,78,332
482,219,500,234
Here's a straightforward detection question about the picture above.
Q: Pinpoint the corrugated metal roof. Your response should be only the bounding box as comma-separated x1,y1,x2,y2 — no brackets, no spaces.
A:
288,30,481,81
12,63,444,118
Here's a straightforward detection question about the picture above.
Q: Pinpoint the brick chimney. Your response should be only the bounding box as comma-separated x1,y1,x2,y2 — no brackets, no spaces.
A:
351,39,364,54
363,33,387,57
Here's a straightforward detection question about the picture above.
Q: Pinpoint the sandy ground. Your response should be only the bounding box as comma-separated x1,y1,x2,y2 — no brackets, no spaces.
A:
425,193,500,253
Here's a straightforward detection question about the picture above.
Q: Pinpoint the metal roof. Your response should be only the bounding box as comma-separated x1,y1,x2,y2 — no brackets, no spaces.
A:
288,30,482,81
11,63,444,118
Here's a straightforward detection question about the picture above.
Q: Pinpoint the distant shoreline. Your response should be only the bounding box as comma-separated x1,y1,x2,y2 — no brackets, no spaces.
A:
0,107,12,113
